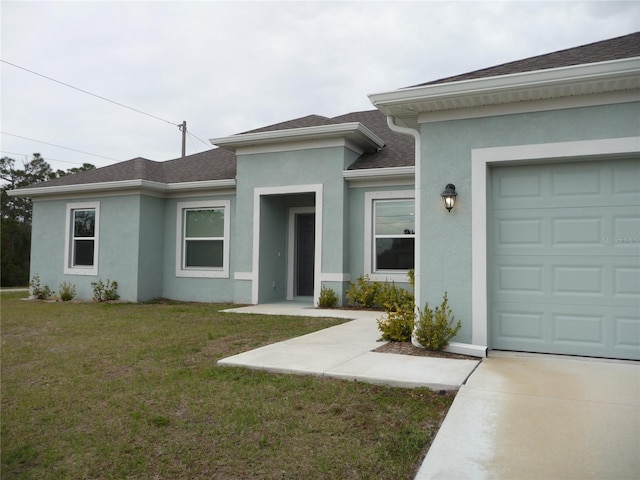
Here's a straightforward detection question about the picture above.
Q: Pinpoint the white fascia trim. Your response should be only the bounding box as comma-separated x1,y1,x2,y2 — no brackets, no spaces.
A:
212,122,385,153
343,166,415,182
369,57,640,114
418,90,640,124
229,137,367,156
9,178,236,198
471,136,640,348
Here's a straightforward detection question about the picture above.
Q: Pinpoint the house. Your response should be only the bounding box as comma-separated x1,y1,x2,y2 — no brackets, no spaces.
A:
12,32,640,360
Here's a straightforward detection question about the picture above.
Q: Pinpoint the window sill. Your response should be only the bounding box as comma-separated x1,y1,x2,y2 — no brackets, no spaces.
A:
368,271,412,283
63,267,98,276
176,269,229,279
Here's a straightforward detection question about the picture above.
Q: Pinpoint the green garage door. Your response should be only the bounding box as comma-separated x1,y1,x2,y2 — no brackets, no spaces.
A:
489,158,640,360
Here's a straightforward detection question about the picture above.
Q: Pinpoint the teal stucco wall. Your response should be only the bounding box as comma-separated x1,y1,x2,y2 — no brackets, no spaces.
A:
418,101,640,344
30,194,147,302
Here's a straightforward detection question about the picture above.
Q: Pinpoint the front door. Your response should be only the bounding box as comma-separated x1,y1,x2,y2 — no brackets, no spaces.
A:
295,213,315,296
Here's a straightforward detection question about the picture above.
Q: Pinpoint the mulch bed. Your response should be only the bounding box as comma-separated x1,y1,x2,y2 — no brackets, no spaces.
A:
374,341,478,360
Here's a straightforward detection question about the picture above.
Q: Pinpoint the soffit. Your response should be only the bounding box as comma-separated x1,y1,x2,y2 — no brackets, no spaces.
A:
369,58,640,119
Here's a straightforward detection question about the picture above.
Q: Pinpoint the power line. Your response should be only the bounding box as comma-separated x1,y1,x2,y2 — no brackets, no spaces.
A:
0,132,119,161
0,150,99,166
187,131,212,149
1,59,179,127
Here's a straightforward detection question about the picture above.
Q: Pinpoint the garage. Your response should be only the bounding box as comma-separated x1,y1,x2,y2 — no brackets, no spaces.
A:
489,157,640,360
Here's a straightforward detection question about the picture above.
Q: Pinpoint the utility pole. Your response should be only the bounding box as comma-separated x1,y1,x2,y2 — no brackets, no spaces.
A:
179,121,187,158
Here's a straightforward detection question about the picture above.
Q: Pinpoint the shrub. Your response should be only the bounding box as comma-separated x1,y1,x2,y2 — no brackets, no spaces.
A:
414,292,462,351
91,279,120,302
346,275,380,308
317,285,339,308
377,281,414,313
29,274,53,300
376,271,416,342
377,307,415,342
58,282,77,302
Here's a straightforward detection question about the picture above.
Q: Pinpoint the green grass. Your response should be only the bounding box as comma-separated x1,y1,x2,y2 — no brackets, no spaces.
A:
1,292,454,479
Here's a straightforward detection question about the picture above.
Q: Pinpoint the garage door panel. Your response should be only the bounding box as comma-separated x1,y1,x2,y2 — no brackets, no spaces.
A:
490,158,640,360
493,206,639,256
493,256,639,308
493,157,640,209
492,303,639,359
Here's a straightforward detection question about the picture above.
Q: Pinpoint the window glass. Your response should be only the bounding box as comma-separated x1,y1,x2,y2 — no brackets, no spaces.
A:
374,200,414,236
72,209,96,267
73,210,95,237
373,199,415,271
183,207,225,270
185,209,224,238
376,238,415,270
185,240,223,268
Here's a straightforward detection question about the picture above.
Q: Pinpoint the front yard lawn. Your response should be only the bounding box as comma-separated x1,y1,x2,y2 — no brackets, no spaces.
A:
1,293,454,479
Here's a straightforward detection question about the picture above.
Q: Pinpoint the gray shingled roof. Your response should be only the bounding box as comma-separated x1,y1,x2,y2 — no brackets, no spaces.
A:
27,110,412,190
26,148,237,189
413,32,640,87
24,33,636,191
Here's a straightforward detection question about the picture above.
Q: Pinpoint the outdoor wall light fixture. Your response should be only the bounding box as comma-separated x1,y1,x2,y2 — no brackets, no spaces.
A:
441,184,457,212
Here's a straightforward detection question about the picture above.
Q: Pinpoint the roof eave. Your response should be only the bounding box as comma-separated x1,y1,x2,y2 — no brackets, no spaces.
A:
369,57,640,117
8,178,237,198
210,122,385,153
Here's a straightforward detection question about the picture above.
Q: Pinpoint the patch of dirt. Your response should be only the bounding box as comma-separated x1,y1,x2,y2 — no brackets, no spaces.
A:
374,341,478,360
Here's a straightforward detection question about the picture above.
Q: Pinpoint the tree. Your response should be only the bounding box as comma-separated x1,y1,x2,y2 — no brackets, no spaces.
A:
1,154,95,286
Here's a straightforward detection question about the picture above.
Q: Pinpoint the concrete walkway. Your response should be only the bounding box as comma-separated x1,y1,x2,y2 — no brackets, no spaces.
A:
219,302,480,390
219,302,640,480
416,353,640,480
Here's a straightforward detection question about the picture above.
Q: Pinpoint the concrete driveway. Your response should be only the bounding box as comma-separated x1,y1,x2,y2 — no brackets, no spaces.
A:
415,353,640,480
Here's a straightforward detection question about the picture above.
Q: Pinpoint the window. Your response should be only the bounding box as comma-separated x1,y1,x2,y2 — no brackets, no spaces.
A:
364,191,414,281
64,202,99,275
176,200,230,278
374,199,415,270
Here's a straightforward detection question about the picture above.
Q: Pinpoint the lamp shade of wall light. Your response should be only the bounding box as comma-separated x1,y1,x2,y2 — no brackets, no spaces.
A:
441,184,457,212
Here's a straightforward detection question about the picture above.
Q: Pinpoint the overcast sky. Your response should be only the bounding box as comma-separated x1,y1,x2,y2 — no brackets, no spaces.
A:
1,0,638,173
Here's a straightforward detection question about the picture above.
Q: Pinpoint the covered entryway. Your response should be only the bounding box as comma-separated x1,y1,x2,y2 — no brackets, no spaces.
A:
253,185,322,305
489,157,640,360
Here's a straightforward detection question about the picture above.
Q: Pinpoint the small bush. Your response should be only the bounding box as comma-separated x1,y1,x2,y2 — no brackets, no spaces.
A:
317,285,339,308
376,271,416,342
58,282,77,302
346,275,380,308
377,281,414,313
414,292,462,351
29,274,53,300
377,307,415,342
91,279,120,302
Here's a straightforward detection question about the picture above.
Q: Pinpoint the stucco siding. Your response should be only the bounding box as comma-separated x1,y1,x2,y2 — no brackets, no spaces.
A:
418,101,640,344
161,194,236,303
136,195,165,301
30,195,144,302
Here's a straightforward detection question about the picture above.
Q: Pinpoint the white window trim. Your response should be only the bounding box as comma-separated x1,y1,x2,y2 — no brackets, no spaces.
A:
64,201,100,276
175,200,230,278
364,190,415,282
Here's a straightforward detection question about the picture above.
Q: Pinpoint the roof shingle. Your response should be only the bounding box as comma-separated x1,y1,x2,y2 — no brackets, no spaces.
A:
413,32,640,87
